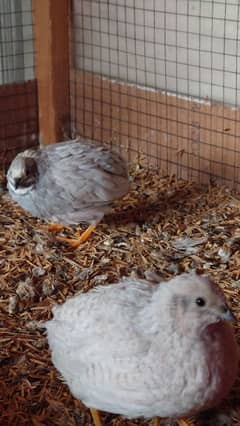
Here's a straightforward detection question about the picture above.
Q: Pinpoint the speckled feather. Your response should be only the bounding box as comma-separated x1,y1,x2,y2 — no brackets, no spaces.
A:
45,272,239,420
7,139,129,225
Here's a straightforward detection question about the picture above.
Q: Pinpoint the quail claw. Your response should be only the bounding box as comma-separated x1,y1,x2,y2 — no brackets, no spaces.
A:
56,224,96,249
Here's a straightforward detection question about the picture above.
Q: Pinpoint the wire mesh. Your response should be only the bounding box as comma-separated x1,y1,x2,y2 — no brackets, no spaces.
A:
0,0,38,171
71,0,240,189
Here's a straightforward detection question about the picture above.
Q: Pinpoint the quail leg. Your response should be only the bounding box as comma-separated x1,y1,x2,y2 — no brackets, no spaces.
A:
47,223,65,233
38,222,66,233
178,419,193,426
56,224,96,248
89,408,102,426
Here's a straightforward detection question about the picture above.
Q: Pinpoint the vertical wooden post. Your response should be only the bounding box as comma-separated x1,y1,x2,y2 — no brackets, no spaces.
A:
32,0,71,144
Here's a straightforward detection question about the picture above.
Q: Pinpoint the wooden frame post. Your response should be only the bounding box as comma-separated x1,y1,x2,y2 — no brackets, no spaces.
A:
33,0,71,144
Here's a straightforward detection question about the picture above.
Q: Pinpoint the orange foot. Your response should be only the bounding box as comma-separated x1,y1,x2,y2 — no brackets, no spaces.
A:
56,224,96,249
89,408,102,426
38,222,66,233
47,223,66,233
178,419,193,426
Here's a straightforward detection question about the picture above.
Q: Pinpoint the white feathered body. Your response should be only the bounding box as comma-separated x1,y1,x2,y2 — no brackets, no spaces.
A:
45,274,238,419
7,139,129,225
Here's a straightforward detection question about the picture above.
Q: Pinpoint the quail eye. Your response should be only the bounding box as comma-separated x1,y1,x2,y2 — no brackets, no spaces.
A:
195,297,206,307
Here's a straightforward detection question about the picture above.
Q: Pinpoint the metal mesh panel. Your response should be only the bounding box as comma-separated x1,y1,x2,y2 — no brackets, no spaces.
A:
71,0,240,189
0,0,38,170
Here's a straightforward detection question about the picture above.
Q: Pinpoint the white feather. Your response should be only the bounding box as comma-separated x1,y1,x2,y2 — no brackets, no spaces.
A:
45,272,239,419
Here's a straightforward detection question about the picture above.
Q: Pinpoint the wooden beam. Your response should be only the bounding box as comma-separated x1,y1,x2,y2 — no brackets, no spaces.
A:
33,0,71,144
0,80,38,170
